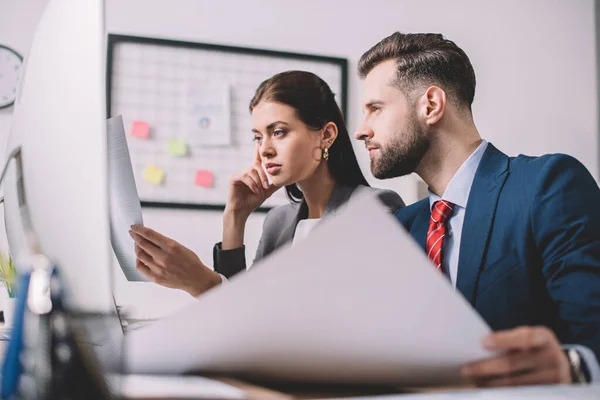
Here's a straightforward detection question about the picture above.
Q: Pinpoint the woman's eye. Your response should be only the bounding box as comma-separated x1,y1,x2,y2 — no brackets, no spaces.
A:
252,135,262,142
273,129,286,137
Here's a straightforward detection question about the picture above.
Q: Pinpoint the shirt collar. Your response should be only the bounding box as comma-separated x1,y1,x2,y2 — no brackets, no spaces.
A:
429,140,488,211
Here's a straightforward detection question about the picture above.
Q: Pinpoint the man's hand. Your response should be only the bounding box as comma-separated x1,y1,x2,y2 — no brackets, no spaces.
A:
462,326,571,387
129,225,222,297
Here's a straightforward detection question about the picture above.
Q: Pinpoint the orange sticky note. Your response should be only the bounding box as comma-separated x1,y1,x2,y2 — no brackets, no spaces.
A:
195,170,214,188
131,120,150,139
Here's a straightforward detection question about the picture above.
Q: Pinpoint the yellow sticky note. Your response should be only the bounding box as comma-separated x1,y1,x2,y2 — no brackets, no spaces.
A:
167,139,187,156
143,165,165,185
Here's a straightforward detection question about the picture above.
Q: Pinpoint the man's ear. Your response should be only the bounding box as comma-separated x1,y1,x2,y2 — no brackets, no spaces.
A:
417,86,446,126
321,121,338,148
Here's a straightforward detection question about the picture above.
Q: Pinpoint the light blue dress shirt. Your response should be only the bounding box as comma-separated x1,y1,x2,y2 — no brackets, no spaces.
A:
427,139,600,382
428,140,488,286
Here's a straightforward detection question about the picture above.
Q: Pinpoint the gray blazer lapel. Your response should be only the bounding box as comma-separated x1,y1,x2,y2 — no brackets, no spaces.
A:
277,184,356,245
323,184,356,217
456,144,509,304
275,201,306,247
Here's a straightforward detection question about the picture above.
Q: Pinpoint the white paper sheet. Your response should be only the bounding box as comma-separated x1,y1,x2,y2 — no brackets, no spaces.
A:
124,192,493,386
107,115,148,282
108,374,245,399
185,82,232,146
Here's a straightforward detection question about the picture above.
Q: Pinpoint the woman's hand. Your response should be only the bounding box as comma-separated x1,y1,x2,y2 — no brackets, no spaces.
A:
129,225,222,297
225,151,278,219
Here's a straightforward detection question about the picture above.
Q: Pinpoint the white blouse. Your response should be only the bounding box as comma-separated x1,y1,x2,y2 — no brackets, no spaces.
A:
292,218,321,247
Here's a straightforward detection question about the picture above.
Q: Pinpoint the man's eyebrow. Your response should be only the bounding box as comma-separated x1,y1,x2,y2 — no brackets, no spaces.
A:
364,100,384,108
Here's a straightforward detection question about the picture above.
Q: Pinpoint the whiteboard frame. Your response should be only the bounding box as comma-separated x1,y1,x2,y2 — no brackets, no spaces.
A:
106,34,348,212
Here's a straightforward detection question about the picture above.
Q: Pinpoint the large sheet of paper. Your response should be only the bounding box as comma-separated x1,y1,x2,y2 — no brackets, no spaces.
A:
107,115,148,281
124,193,492,386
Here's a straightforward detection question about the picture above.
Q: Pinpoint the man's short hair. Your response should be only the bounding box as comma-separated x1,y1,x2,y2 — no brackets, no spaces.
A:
358,32,476,111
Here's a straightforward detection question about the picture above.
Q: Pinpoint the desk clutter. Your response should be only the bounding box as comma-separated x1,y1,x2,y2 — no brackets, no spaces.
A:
1,270,113,400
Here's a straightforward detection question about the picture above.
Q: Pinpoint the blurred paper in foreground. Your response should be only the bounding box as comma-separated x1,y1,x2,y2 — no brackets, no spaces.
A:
124,193,493,386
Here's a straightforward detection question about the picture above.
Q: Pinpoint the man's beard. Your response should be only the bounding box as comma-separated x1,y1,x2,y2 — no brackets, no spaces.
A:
370,117,430,180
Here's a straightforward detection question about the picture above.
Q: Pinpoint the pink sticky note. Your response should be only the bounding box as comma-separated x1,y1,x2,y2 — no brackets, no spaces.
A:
195,170,214,188
131,121,150,139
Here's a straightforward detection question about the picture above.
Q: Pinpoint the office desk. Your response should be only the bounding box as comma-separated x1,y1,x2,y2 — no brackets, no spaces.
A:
120,375,471,400
217,377,433,399
122,375,600,400
234,379,473,399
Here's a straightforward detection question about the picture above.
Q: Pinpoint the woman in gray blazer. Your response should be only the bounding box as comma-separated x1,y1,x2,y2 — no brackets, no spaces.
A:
130,71,404,296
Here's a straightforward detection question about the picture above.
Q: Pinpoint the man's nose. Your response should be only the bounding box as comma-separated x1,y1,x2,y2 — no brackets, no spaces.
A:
355,119,373,141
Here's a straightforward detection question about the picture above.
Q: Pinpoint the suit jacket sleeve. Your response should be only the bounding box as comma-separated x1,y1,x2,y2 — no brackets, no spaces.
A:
533,154,600,359
213,210,274,279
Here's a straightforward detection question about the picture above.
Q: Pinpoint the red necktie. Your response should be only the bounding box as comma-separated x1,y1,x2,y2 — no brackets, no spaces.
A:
426,200,455,272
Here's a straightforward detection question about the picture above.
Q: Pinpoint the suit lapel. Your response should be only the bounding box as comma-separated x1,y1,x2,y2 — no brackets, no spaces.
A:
277,201,306,246
277,184,355,245
412,202,431,252
456,144,509,304
323,184,356,218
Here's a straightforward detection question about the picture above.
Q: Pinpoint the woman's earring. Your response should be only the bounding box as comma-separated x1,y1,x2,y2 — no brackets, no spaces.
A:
322,147,329,161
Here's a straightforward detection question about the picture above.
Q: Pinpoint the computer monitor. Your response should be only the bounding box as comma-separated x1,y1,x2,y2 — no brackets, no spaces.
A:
3,0,113,313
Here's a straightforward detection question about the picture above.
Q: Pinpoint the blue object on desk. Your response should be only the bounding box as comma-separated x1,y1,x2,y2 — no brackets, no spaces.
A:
1,273,30,399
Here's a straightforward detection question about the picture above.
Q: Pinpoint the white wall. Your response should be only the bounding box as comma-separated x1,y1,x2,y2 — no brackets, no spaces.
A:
0,0,597,317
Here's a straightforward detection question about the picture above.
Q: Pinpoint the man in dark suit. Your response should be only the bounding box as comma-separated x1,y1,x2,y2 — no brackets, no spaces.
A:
355,32,600,387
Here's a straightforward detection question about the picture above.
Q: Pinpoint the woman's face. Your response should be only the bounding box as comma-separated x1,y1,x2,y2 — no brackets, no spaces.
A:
251,101,323,187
